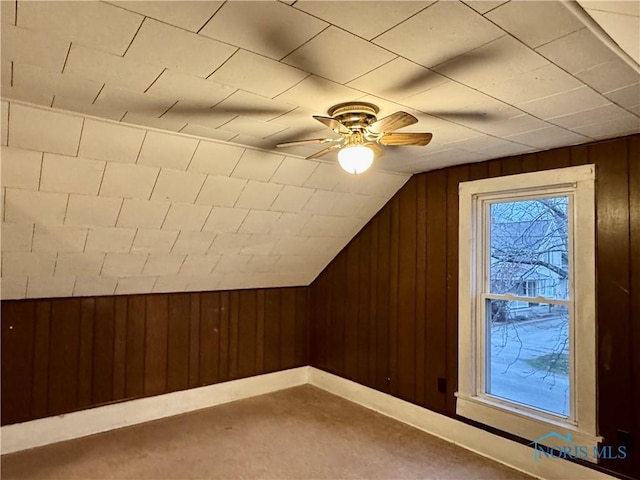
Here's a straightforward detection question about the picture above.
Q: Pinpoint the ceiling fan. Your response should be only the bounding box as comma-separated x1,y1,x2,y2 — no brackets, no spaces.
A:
275,102,432,174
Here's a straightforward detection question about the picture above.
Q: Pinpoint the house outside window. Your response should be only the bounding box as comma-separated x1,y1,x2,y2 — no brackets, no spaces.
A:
456,165,601,461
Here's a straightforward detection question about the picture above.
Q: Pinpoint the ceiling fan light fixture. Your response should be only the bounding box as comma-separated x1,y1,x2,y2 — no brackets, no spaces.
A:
338,145,374,175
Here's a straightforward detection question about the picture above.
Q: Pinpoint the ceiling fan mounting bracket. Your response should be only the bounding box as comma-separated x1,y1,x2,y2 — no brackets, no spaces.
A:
328,102,380,131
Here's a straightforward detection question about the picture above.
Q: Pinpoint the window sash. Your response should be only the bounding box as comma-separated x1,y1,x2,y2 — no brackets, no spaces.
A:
456,165,599,459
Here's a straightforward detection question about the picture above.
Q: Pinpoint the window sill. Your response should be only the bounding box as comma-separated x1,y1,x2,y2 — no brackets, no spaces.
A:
456,393,602,463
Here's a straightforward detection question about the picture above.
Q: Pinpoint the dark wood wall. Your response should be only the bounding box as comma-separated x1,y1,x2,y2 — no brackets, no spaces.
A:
310,135,640,479
2,287,309,426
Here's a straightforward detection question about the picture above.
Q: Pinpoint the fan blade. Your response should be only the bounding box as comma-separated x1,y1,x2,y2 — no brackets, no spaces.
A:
276,138,338,148
313,116,352,134
306,144,341,160
368,111,418,134
378,132,433,146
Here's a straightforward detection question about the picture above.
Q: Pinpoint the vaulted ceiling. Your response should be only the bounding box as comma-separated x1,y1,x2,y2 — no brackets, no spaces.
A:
1,1,639,299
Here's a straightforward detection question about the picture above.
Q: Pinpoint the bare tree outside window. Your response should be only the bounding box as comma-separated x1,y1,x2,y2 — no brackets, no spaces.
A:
485,196,570,417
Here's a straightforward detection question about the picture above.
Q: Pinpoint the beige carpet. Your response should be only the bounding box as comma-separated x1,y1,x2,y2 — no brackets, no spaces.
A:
1,385,533,479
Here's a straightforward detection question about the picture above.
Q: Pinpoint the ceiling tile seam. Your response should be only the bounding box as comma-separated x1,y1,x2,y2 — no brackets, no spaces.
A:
183,138,203,171
475,1,509,16
91,84,106,105
4,102,10,147
36,151,44,190
111,198,126,230
265,156,286,183
134,129,149,164
472,1,632,96
195,2,226,34
197,202,216,234
157,99,181,120
94,158,109,197
368,0,440,43
58,192,72,226
204,47,243,81
120,15,147,58
9,60,14,87
1,187,5,223
570,2,640,73
60,41,73,74
526,84,637,122
583,7,639,19
3,98,311,163
533,26,589,50
344,55,401,88
143,68,168,94
191,175,213,210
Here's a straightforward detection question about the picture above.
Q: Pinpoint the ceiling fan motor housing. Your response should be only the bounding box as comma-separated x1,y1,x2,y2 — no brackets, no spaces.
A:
328,102,380,134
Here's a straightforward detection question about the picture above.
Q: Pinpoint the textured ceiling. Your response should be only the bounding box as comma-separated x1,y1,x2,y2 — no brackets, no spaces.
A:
1,0,639,300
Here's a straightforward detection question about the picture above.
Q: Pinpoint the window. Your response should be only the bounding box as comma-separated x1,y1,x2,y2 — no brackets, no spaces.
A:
456,165,601,460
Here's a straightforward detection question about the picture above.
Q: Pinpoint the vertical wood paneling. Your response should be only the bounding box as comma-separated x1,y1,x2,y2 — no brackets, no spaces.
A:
570,145,589,166
125,296,145,398
238,290,257,378
331,253,347,375
445,165,469,415
501,157,522,175
415,175,427,406
368,218,379,388
593,140,632,476
218,292,230,381
521,153,538,173
256,290,266,372
628,136,640,476
294,288,309,367
188,293,200,388
425,170,447,413
2,287,309,426
167,294,190,392
112,297,127,400
93,298,114,405
228,292,240,379
1,302,35,424
357,228,371,385
310,274,325,369
264,290,281,372
345,239,360,381
144,295,168,396
308,135,638,480
538,148,570,170
77,298,95,409
31,301,51,418
375,207,391,392
280,289,296,370
199,292,219,386
48,299,80,415
397,179,417,401
389,197,400,396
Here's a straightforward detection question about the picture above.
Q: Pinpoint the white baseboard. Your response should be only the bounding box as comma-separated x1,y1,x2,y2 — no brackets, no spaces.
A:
0,366,619,480
0,367,308,454
307,368,616,480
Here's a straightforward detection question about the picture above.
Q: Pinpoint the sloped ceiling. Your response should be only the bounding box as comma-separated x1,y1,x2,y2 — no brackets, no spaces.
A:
1,0,639,300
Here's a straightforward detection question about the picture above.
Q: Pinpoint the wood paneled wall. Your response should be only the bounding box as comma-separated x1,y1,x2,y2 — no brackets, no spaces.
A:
1,287,309,426
310,135,640,479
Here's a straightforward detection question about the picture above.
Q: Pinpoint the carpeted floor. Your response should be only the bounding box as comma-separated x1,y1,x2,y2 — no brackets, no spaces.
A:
1,385,533,479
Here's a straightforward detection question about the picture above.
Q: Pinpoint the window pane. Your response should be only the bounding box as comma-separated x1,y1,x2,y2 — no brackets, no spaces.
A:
486,298,570,417
489,197,569,299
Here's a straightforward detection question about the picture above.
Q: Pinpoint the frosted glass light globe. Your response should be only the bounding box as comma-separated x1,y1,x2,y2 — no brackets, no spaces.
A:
338,145,374,174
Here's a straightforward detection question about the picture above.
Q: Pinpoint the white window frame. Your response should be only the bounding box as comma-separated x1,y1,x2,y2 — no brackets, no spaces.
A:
456,165,601,461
